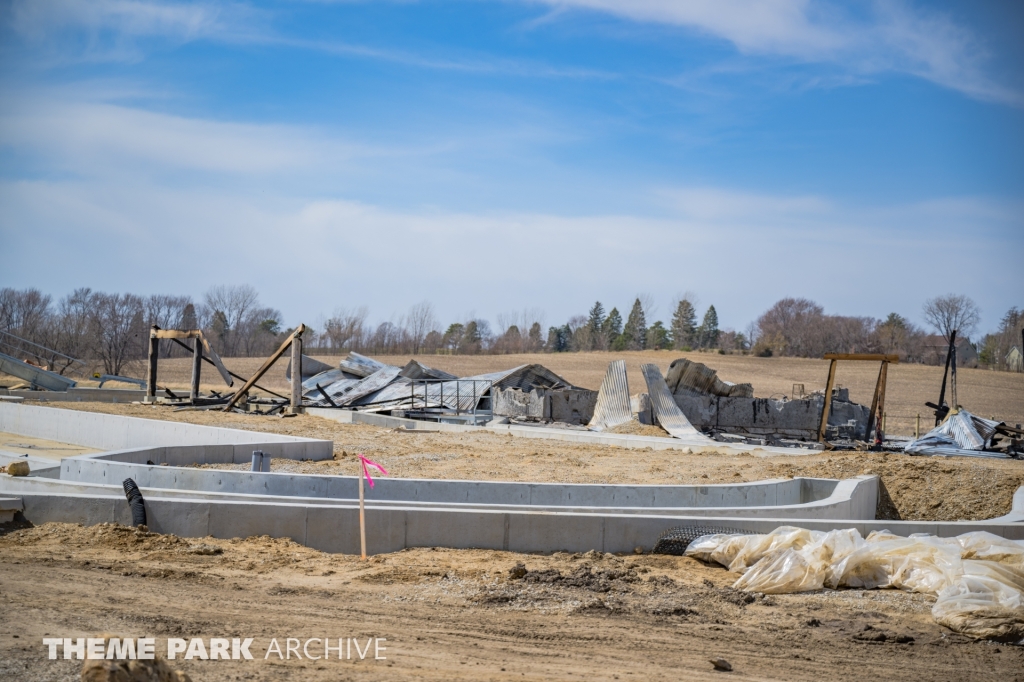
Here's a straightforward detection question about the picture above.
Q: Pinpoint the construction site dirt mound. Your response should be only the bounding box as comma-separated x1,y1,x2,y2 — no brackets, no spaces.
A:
2,522,1022,681
606,419,670,438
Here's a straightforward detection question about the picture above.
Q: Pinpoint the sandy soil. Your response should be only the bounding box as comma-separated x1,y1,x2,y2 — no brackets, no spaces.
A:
35,403,1024,521
100,351,1024,437
2,522,1021,682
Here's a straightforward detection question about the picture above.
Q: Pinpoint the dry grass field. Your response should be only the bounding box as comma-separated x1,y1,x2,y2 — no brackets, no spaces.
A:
134,351,1024,436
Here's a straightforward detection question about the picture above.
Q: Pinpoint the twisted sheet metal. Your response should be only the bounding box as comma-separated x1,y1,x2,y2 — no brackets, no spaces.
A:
587,360,631,432
326,366,403,407
905,409,1003,454
354,378,492,412
399,359,458,382
641,363,714,443
338,352,392,378
465,364,576,391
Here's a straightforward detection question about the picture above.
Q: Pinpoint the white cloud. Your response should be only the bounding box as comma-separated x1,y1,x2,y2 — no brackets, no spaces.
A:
0,91,395,178
526,0,1023,106
2,171,1020,333
9,0,249,41
7,0,265,62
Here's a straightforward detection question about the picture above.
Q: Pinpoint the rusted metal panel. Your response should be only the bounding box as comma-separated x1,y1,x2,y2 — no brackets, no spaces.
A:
641,363,714,443
587,360,631,432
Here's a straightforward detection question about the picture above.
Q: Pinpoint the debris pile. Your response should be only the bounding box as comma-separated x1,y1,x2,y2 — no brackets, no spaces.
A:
905,409,1022,459
302,352,589,424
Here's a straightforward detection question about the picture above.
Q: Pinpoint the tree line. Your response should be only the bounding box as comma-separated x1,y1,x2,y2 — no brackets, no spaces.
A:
1,285,1020,378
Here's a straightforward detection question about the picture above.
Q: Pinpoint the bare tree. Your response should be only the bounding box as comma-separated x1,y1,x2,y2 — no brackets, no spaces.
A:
406,301,439,354
322,307,368,353
923,294,981,342
90,293,146,376
202,285,260,356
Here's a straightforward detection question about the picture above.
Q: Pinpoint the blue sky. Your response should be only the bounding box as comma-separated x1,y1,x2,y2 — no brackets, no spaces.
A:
1,0,1022,336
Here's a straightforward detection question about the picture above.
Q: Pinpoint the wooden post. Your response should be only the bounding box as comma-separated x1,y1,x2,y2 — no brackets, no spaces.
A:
866,361,886,441
875,362,889,443
146,327,159,402
222,324,305,411
290,333,302,414
817,359,838,442
190,338,202,403
359,469,367,560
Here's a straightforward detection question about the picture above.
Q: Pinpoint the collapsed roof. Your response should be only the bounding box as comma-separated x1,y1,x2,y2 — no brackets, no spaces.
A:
301,352,577,412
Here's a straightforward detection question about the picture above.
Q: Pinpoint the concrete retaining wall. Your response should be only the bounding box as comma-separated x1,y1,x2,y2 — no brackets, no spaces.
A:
0,475,874,520
0,403,331,460
57,455,867,511
10,490,1024,555
0,387,148,403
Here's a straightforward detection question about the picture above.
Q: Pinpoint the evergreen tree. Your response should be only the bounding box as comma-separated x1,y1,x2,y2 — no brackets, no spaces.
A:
442,323,465,351
646,321,670,350
457,321,481,354
179,303,198,331
528,322,543,351
546,325,571,352
670,299,697,350
601,308,622,347
698,305,719,349
622,298,647,350
586,301,606,350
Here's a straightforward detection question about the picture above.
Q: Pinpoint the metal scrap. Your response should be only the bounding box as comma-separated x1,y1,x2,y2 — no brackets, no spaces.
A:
587,360,631,432
641,363,715,443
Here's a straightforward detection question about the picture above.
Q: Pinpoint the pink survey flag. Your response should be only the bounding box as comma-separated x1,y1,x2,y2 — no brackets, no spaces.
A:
357,455,388,488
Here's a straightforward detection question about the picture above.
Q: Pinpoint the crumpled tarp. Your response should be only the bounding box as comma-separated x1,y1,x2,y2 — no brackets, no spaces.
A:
685,526,1024,641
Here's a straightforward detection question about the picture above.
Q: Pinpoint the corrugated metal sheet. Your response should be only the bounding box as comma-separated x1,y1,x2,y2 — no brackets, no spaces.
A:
641,363,714,443
904,409,1002,453
338,352,393,378
318,366,402,407
0,351,77,391
465,364,575,391
904,445,1010,459
355,378,492,412
587,360,631,432
399,360,458,382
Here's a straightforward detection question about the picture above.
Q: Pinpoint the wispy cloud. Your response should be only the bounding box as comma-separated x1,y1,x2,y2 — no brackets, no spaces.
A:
522,0,1023,106
7,0,267,62
5,0,617,79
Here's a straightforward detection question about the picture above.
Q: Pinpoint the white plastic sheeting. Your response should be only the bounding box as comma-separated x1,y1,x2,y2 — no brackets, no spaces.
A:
686,526,1024,641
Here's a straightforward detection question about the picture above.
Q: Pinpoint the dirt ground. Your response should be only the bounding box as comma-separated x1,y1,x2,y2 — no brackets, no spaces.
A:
95,351,1024,437
2,522,1021,682
35,403,1024,521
